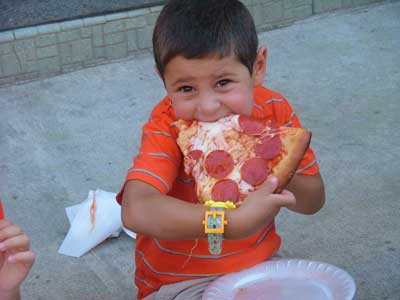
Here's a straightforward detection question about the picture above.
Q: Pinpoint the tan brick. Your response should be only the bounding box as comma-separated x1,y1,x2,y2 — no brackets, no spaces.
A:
37,45,58,58
104,32,125,45
313,0,342,13
35,33,58,47
1,53,21,76
103,20,125,34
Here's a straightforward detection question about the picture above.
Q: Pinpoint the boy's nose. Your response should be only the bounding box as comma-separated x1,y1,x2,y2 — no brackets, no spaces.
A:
198,96,221,119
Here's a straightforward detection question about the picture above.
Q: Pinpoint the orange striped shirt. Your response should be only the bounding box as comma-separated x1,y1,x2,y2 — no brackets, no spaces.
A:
117,86,319,299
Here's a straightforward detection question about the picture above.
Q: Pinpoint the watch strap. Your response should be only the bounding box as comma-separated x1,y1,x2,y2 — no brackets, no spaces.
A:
205,207,224,255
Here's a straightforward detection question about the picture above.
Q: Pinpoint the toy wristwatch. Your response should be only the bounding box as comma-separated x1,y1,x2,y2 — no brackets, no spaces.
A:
202,200,236,255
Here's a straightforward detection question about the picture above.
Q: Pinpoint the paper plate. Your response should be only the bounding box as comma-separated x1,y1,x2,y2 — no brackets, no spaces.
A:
202,259,356,300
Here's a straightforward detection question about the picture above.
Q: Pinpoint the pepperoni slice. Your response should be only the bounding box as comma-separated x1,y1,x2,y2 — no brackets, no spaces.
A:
240,158,269,186
238,115,265,135
255,135,281,160
187,150,203,173
188,150,203,162
266,119,280,130
211,179,240,203
205,150,234,178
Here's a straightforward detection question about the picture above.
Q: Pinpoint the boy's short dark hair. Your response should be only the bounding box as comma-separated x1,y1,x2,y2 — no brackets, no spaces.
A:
153,0,258,77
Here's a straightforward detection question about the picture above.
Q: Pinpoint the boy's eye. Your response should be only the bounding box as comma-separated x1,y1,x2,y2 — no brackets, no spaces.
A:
216,79,231,87
179,86,193,93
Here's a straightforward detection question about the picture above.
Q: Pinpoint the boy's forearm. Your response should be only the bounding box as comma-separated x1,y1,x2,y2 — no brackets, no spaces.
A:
122,181,208,240
286,173,325,215
121,181,248,240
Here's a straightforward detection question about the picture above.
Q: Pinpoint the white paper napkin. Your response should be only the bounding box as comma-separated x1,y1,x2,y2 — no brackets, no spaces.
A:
58,189,135,257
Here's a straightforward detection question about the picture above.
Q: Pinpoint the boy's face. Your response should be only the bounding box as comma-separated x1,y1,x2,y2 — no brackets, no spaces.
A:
162,49,266,122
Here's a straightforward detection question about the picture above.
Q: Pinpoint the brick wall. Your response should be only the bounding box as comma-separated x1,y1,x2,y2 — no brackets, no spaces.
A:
0,0,382,87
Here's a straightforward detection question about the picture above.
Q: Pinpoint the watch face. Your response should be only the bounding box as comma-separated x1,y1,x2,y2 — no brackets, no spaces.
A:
208,215,223,229
205,210,225,255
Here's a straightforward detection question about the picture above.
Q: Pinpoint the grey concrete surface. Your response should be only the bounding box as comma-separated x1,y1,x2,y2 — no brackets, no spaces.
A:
0,1,399,299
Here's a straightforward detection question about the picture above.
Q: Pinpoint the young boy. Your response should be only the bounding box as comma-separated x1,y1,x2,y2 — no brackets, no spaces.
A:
117,1,325,299
0,201,36,300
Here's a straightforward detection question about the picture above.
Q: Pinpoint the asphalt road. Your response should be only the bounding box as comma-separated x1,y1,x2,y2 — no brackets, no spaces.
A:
0,0,164,31
0,1,399,299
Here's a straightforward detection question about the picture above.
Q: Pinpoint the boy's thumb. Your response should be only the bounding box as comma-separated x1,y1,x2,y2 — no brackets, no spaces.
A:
262,176,278,194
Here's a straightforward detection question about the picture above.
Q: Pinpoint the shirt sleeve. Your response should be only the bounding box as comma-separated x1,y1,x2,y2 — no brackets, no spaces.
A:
274,97,320,176
116,100,182,204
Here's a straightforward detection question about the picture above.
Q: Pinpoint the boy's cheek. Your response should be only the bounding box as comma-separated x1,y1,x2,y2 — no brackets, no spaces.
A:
171,101,195,120
224,93,254,116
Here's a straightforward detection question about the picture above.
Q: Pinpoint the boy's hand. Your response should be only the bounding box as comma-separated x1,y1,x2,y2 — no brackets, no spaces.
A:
228,177,296,239
0,219,35,296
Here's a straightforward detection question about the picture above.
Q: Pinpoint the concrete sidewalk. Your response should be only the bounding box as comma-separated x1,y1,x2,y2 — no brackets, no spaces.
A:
0,1,399,299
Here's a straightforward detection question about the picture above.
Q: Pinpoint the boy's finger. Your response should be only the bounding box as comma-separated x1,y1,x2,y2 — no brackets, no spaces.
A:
8,251,36,266
0,224,23,242
0,219,12,230
258,176,279,194
271,190,296,208
0,233,30,252
280,189,294,197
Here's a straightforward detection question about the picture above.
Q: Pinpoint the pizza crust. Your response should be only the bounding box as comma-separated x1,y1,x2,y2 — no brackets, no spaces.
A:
272,128,311,193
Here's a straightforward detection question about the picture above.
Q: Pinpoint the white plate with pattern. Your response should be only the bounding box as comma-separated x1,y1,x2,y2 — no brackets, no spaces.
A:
202,259,356,300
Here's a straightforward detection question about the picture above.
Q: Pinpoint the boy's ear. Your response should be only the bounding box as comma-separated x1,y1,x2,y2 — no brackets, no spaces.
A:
252,47,268,86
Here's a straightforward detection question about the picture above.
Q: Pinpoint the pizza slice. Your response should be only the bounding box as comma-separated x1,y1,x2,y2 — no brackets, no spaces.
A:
174,114,311,205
